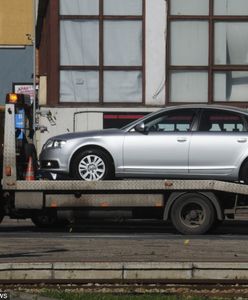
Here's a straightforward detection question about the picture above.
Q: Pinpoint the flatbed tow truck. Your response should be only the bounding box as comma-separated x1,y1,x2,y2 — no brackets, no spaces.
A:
2,94,248,235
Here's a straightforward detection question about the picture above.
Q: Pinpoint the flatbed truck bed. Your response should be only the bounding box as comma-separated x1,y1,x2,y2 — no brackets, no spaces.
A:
3,178,248,194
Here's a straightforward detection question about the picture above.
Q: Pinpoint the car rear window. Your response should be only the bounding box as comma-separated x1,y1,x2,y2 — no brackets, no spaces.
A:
199,109,245,132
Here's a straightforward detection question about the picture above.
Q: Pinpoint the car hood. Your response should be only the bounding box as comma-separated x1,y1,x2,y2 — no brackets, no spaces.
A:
48,128,125,140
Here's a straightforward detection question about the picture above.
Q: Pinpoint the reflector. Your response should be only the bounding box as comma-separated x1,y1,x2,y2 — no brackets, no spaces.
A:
5,166,11,177
5,93,31,106
6,93,19,104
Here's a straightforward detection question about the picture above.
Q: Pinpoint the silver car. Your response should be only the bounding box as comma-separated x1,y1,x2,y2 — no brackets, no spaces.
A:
39,105,248,182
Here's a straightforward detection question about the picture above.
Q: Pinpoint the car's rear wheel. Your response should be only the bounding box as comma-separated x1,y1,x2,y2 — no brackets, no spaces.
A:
71,149,113,181
239,160,248,184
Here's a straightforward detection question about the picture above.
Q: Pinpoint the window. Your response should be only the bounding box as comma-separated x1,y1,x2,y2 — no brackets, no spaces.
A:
144,109,196,132
167,0,248,105
59,0,144,104
170,0,209,16
199,109,245,132
214,0,248,16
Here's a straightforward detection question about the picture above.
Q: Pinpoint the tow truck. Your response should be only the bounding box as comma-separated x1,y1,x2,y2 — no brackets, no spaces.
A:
2,93,248,235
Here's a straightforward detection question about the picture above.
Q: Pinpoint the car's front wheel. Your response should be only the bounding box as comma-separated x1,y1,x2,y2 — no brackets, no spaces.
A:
71,149,113,181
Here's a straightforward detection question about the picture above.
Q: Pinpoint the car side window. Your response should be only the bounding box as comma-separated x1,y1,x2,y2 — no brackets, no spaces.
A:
199,109,246,132
144,109,196,132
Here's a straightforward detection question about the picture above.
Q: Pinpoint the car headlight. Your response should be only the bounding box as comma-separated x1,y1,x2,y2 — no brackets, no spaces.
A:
53,140,67,148
43,139,67,150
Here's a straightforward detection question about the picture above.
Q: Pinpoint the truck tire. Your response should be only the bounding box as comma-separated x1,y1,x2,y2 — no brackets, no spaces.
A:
31,212,58,228
0,210,4,224
170,193,215,235
71,149,114,181
0,189,4,224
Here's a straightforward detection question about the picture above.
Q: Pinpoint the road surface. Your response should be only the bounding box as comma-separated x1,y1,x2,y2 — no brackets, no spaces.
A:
0,217,247,263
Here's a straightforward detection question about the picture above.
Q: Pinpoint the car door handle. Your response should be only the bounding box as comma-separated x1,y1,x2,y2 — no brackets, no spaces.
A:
237,138,247,143
177,137,187,142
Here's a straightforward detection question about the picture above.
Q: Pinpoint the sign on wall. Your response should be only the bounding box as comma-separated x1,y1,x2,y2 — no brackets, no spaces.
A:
13,82,34,102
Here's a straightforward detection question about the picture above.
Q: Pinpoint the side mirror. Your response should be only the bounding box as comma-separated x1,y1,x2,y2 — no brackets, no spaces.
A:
134,122,146,133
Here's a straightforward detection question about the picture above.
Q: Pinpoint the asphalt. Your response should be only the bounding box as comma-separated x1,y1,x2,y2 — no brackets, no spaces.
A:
1,217,248,298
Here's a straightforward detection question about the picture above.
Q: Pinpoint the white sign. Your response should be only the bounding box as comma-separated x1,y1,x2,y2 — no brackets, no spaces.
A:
14,84,35,101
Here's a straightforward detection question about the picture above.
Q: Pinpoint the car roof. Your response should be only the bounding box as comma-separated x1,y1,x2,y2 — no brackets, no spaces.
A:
161,104,248,115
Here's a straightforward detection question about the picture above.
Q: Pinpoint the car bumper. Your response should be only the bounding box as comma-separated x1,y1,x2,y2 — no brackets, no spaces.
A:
39,148,70,174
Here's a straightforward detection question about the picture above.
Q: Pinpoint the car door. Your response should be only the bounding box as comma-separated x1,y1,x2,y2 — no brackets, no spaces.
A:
121,108,197,176
189,108,248,176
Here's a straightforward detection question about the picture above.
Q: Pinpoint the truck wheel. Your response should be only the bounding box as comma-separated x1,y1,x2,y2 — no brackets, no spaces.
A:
170,193,215,235
0,192,4,224
71,149,113,181
31,213,58,228
0,211,4,224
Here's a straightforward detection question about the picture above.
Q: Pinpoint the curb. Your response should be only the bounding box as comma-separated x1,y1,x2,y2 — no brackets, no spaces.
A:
0,262,248,281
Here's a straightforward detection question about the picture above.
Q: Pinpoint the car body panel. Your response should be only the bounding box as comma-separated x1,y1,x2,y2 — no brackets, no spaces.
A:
189,132,248,177
122,131,191,175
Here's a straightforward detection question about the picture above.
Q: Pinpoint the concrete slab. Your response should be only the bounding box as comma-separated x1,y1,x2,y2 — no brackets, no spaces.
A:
0,262,248,281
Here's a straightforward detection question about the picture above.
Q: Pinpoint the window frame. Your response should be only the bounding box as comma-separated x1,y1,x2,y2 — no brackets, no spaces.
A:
167,0,248,107
58,0,145,106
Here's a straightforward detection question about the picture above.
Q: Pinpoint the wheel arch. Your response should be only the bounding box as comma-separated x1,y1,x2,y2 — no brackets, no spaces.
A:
163,191,223,221
69,145,115,175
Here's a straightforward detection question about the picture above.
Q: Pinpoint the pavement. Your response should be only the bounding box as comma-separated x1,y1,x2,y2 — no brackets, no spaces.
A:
1,218,248,292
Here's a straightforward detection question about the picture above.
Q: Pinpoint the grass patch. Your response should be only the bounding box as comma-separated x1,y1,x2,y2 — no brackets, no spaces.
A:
41,290,234,300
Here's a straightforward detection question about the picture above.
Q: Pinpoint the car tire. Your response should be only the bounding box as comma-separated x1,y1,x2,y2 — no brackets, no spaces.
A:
170,193,215,235
240,160,248,184
71,149,114,181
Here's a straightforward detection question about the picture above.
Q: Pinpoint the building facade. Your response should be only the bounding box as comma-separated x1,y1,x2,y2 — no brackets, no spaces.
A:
37,0,166,107
36,0,248,151
167,0,248,105
0,0,34,104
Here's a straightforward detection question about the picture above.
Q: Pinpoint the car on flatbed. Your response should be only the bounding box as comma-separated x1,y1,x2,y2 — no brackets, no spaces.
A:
39,104,248,182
